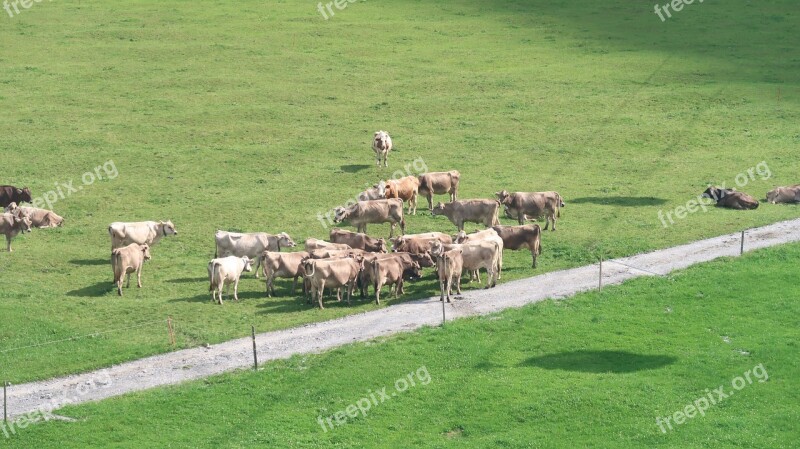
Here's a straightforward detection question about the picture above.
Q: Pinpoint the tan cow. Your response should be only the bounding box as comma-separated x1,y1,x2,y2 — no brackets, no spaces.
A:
333,199,405,238
391,232,453,253
766,185,800,204
310,248,365,259
384,176,420,215
453,229,504,279
0,212,32,252
436,248,463,303
4,203,63,228
431,240,501,288
208,256,254,304
358,252,430,298
215,231,296,278
495,190,564,230
503,205,535,222
109,220,177,250
302,257,362,309
304,237,351,252
111,243,151,296
431,199,500,231
261,251,310,297
492,224,542,268
418,170,460,210
367,256,421,305
330,228,387,252
372,131,393,167
357,181,386,201
701,187,759,210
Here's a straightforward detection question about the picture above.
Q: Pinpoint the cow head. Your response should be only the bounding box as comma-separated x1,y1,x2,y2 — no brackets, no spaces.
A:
277,232,296,249
333,206,349,224
701,187,723,201
411,252,434,268
17,187,32,203
376,238,388,253
14,214,32,233
405,262,423,280
302,259,316,277
391,237,406,252
141,244,152,261
159,220,178,236
4,202,17,214
430,203,447,217
766,188,779,204
429,240,444,257
374,131,389,149
242,257,254,273
494,190,510,203
454,231,468,244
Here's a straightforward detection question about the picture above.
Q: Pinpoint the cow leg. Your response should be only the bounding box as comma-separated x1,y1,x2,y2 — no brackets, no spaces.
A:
439,277,445,302
383,151,388,167
399,218,405,236
126,272,131,288
395,279,402,297
253,258,261,279
137,267,143,288
290,275,298,295
455,273,462,295
117,279,123,296
426,193,433,211
233,279,240,301
5,235,11,252
317,286,324,309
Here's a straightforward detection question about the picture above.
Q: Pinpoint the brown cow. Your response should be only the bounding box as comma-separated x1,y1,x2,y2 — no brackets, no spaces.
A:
309,248,365,259
495,190,564,230
766,185,800,204
492,224,542,268
330,228,387,252
0,186,32,208
4,203,63,228
333,199,405,238
392,232,452,254
358,252,430,298
0,212,32,252
431,199,500,231
303,257,362,308
418,171,460,210
261,251,310,297
384,176,420,215
702,187,759,210
503,205,535,222
453,229,504,279
431,240,501,288
357,181,386,201
111,243,151,296
304,238,351,252
367,256,422,305
436,248,463,303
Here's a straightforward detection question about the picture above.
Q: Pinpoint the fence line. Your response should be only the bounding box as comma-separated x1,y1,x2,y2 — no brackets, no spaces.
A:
604,259,666,277
0,319,167,354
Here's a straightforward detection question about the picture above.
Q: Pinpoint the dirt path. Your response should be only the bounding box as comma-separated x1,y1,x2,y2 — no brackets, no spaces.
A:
5,218,800,420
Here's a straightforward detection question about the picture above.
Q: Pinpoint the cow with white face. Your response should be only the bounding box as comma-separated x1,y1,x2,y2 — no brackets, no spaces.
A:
208,256,253,304
109,220,177,250
372,131,393,167
215,231,296,278
0,212,32,252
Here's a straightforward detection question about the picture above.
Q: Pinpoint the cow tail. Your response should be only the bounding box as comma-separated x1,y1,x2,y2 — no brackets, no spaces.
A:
209,262,220,291
371,260,380,289
557,193,564,217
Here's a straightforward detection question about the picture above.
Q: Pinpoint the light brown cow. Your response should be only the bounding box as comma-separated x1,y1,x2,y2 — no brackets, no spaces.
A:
215,231,296,278
359,252,430,298
0,212,32,252
329,229,387,252
431,199,500,231
303,257,362,309
357,181,386,201
418,170,460,210
503,205,535,222
453,229,504,279
310,248,365,259
208,256,254,304
701,187,759,210
372,131,393,167
766,185,800,204
384,176,420,215
305,238,351,252
436,248,463,303
495,190,564,230
111,243,151,296
109,220,177,250
367,256,421,305
261,251,310,297
391,232,452,254
492,224,542,268
333,199,405,238
431,240,501,288
4,203,64,228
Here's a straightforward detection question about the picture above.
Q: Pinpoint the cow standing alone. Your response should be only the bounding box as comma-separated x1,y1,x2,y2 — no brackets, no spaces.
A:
372,131,393,167
111,243,151,296
495,190,564,230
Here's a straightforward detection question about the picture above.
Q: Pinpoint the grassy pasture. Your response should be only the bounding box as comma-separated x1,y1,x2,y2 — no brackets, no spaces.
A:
4,241,799,448
0,0,799,383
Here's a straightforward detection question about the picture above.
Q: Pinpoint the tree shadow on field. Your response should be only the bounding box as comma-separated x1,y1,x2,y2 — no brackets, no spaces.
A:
570,196,667,207
340,164,371,173
67,281,113,297
69,259,107,266
521,350,676,373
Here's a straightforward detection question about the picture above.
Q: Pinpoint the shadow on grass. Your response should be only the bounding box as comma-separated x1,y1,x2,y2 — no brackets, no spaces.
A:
69,259,107,266
167,277,207,284
66,281,114,297
569,196,668,207
340,164,371,173
521,350,676,373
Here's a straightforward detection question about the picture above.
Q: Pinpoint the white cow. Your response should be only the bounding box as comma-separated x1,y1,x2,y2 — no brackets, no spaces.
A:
214,231,296,278
372,131,393,167
208,256,253,304
109,220,177,250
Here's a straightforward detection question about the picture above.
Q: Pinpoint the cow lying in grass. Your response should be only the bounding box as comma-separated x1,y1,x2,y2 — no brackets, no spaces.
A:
702,187,759,210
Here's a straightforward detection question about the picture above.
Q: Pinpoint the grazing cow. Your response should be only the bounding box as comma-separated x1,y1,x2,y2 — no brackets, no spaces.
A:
372,131,393,167
436,249,463,303
431,240,501,288
304,238,351,252
418,170,460,210
215,231,295,277
359,252,429,298
766,185,800,204
367,256,421,305
333,199,405,238
384,176,420,215
0,186,32,208
357,181,386,201
431,199,500,231
495,190,564,230
261,251,310,297
310,248,365,259
0,212,32,252
453,229,504,278
702,187,759,210
302,257,362,309
391,232,452,254
109,221,178,250
111,243,151,296
330,228,387,252
503,205,535,222
4,203,63,228
492,224,542,268
208,256,253,304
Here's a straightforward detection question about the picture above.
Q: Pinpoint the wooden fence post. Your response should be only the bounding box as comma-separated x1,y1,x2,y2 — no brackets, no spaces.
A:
167,316,176,346
599,256,603,291
3,381,7,423
251,326,258,370
740,230,745,255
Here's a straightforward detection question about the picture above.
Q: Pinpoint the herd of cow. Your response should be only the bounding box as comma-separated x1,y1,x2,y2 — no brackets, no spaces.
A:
2,145,799,308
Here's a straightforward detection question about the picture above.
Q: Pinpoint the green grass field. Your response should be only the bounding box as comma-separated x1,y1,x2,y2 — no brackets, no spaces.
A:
1,0,799,384
4,241,799,448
